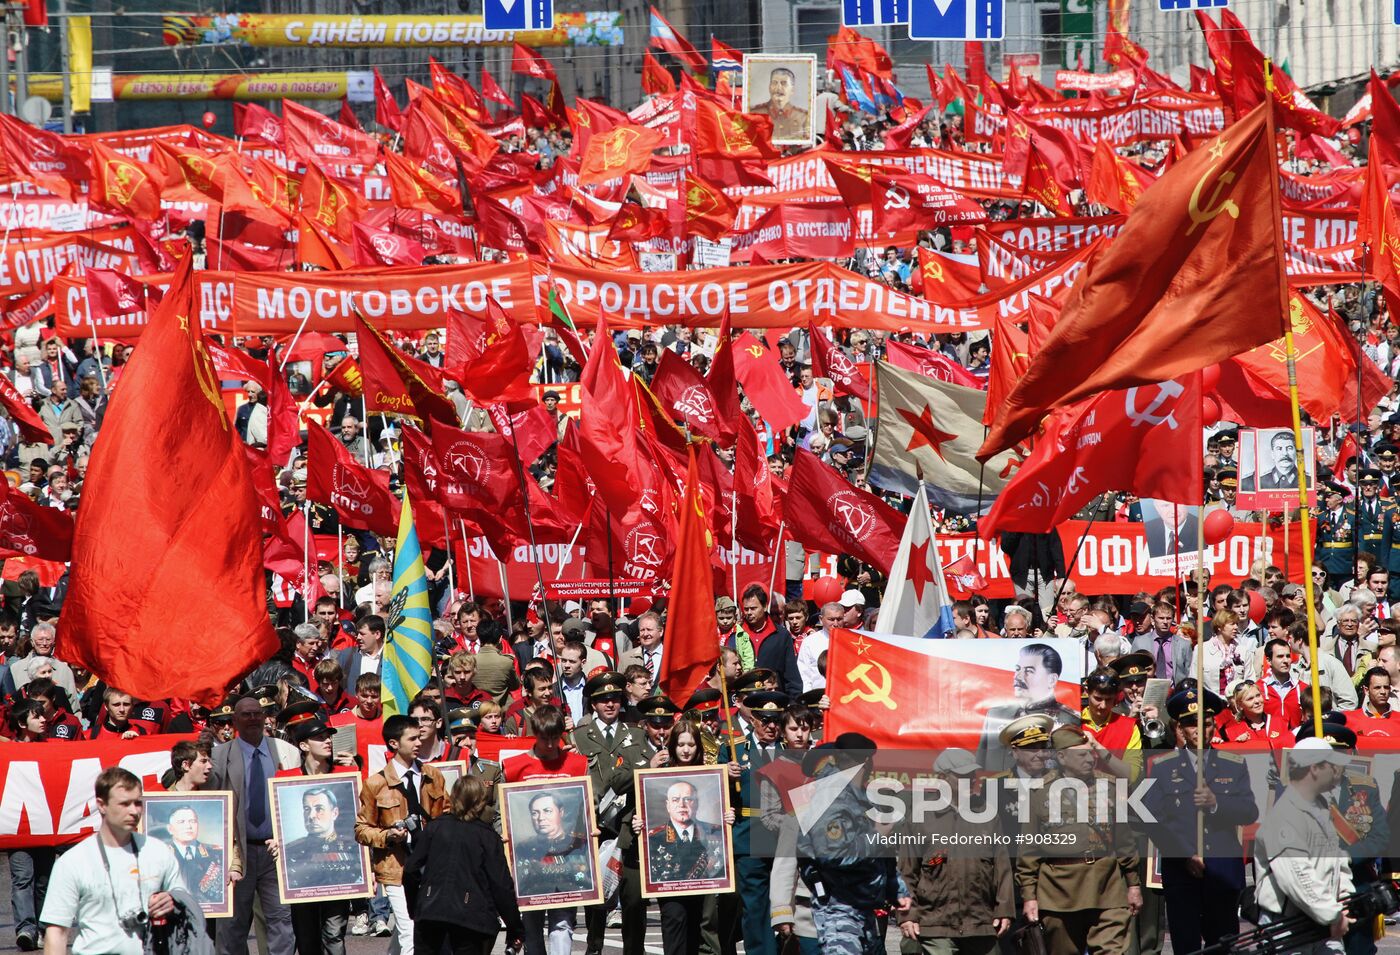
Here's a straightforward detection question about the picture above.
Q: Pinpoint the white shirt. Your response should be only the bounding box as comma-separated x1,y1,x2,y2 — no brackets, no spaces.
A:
41,833,184,955
797,628,830,692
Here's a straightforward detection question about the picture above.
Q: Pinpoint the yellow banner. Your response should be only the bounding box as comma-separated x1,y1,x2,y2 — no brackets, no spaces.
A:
29,72,372,102
161,12,623,48
68,17,92,112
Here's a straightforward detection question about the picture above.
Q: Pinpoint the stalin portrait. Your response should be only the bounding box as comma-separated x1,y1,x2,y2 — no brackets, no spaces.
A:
748,64,812,144
283,785,364,892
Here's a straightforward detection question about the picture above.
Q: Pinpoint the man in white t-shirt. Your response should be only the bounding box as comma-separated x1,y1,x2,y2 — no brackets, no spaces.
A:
41,766,186,955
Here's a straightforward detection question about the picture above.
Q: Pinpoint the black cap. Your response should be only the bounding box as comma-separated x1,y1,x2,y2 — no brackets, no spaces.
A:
744,691,789,719
277,699,321,728
637,696,680,721
684,688,723,714
1108,651,1154,682
1378,443,1399,461
1294,719,1358,749
1166,688,1225,721
732,668,777,697
799,688,826,707
250,684,280,712
209,698,237,723
1325,481,1350,497
1361,468,1384,484
585,671,627,700
800,732,877,775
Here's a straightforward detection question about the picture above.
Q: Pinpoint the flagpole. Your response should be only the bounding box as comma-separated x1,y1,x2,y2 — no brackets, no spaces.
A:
443,514,455,604
460,520,475,599
279,313,313,373
556,523,583,580
302,501,311,624
766,521,786,600
1053,495,1109,615
1195,475,1206,860
504,419,555,641
1267,58,1324,739
730,488,740,606
359,396,371,466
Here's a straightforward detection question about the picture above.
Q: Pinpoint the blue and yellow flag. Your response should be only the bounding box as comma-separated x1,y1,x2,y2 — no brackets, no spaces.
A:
380,492,434,718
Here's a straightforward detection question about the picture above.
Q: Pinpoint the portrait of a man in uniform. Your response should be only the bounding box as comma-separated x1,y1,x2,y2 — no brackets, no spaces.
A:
270,775,372,903
744,55,817,146
142,792,234,918
500,778,603,910
637,767,734,898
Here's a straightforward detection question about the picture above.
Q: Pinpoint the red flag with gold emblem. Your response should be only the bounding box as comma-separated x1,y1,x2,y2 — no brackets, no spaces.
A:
985,316,1031,427
980,103,1288,458
660,446,720,702
382,149,460,215
1022,142,1073,216
56,258,278,706
642,51,677,95
296,213,353,271
354,314,457,426
300,162,366,244
151,140,229,203
731,332,811,432
684,171,738,241
693,99,781,160
579,123,664,186
1085,138,1154,213
88,141,161,222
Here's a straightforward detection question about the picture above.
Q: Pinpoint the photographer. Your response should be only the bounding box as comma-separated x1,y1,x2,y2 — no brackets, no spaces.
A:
355,714,448,955
1253,733,1357,953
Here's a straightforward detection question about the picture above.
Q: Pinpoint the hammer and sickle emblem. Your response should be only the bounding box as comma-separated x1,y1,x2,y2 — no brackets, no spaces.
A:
839,661,896,710
924,259,945,283
884,185,911,210
179,314,230,432
745,345,764,358
1123,380,1184,429
1186,167,1239,236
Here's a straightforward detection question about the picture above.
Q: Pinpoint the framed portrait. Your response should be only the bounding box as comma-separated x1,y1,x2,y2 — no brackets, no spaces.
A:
635,766,735,899
141,792,234,918
499,777,603,911
742,54,817,147
429,759,468,795
269,773,372,904
1239,426,1315,510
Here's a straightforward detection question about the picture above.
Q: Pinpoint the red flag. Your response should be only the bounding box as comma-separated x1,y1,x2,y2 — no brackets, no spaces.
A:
807,324,871,401
351,222,427,267
648,6,708,74
85,269,148,327
1335,432,1361,482
650,350,730,444
985,316,1031,427
88,141,161,222
1023,142,1074,217
0,370,51,445
56,258,277,707
282,100,380,168
485,402,556,470
234,102,284,146
784,448,905,575
338,98,363,131
884,339,982,389
733,414,782,552
482,68,512,106
578,123,663,186
943,553,987,599
0,115,90,201
580,321,647,524
980,375,1204,537
661,446,720,701
354,314,457,426
693,99,780,160
300,162,367,244
382,149,460,215
731,332,811,432
0,486,73,561
374,68,403,132
642,52,677,96
452,301,536,404
305,422,399,535
706,313,745,429
511,42,558,82
295,212,353,271
980,104,1287,458
1086,138,1154,213
264,357,299,464
431,423,530,550
325,355,364,398
683,170,738,240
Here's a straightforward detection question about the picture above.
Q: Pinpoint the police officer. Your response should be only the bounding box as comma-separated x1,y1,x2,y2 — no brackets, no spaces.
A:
1317,482,1357,590
1140,689,1257,954
1254,734,1357,953
1016,726,1142,955
1295,721,1389,955
573,671,651,955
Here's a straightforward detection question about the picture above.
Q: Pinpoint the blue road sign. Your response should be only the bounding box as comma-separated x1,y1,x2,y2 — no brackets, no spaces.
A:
843,0,910,26
1158,0,1226,11
908,0,1002,40
484,0,552,31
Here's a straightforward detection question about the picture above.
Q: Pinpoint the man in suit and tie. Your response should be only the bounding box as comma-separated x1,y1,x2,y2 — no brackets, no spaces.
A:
618,612,664,688
334,614,385,689
1132,602,1193,686
204,693,300,955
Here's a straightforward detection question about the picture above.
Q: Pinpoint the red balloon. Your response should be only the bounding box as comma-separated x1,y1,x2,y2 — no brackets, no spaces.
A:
812,576,845,607
1201,396,1221,427
1203,508,1234,545
201,111,217,129
1247,590,1266,624
1200,363,1222,394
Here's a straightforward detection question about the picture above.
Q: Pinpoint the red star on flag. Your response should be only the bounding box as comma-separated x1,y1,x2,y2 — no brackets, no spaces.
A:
906,539,937,601
898,405,957,460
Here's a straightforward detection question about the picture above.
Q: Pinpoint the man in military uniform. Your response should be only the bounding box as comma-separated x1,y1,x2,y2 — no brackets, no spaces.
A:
1378,444,1400,498
164,805,227,910
572,671,651,955
1140,689,1257,954
1317,482,1357,589
1016,726,1142,955
284,786,363,890
722,688,790,955
978,643,1080,772
646,780,726,884
994,715,1057,955
515,791,594,898
750,67,810,142
1355,471,1391,576
1253,733,1357,953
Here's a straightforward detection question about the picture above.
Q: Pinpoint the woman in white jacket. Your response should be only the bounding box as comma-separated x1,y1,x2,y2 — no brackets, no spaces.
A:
1191,609,1259,697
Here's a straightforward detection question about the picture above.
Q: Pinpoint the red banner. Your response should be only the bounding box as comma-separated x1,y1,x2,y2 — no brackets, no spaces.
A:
0,735,194,849
1054,518,1311,595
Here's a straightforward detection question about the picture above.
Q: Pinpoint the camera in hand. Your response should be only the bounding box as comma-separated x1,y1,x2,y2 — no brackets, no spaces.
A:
391,814,422,833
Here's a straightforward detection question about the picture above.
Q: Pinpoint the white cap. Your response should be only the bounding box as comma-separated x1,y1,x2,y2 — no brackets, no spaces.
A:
564,600,582,613
933,748,980,776
839,589,866,608
1289,737,1351,768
